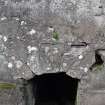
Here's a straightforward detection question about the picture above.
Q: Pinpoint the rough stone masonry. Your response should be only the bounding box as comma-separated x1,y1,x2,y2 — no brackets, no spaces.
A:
0,0,105,105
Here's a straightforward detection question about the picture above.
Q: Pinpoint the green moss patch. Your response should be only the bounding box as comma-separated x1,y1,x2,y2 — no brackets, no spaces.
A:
52,31,59,40
95,64,104,71
0,83,16,89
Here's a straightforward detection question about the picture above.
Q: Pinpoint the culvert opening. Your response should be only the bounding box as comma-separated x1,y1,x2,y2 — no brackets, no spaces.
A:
30,72,80,105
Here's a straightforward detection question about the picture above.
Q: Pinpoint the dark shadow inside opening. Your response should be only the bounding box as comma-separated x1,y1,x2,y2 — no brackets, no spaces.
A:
90,49,104,70
29,72,80,105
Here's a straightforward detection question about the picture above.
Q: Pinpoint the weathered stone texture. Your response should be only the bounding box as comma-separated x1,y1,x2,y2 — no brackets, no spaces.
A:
0,0,105,105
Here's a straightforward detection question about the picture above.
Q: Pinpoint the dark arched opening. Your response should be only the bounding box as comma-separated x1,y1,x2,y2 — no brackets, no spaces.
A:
30,72,80,105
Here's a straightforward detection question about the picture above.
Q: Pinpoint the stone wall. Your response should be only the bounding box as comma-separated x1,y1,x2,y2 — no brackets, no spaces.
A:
0,0,105,105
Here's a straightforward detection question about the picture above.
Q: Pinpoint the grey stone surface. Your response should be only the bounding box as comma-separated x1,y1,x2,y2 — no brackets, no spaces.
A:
0,87,24,105
84,92,105,105
0,0,105,105
0,0,103,79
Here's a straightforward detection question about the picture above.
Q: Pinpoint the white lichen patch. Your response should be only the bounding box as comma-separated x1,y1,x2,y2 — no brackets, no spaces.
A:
63,63,67,67
53,48,59,54
11,56,16,60
67,42,72,45
22,72,25,75
14,17,19,21
80,67,84,70
64,52,71,56
27,62,30,66
17,36,20,39
45,47,50,53
27,45,38,53
27,45,31,51
20,21,26,25
30,46,38,51
28,29,36,35
8,62,13,69
30,56,35,61
13,76,21,80
48,27,54,32
78,55,83,59
3,36,8,42
15,60,23,69
46,67,51,71
84,67,88,73
52,38,57,41
1,16,7,21
80,67,88,73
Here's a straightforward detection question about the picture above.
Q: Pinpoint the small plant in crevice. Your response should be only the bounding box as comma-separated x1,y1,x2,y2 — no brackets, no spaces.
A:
52,31,59,41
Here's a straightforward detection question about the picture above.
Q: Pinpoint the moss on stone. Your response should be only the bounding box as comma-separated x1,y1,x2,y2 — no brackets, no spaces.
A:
52,31,59,40
95,64,104,71
0,83,16,89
